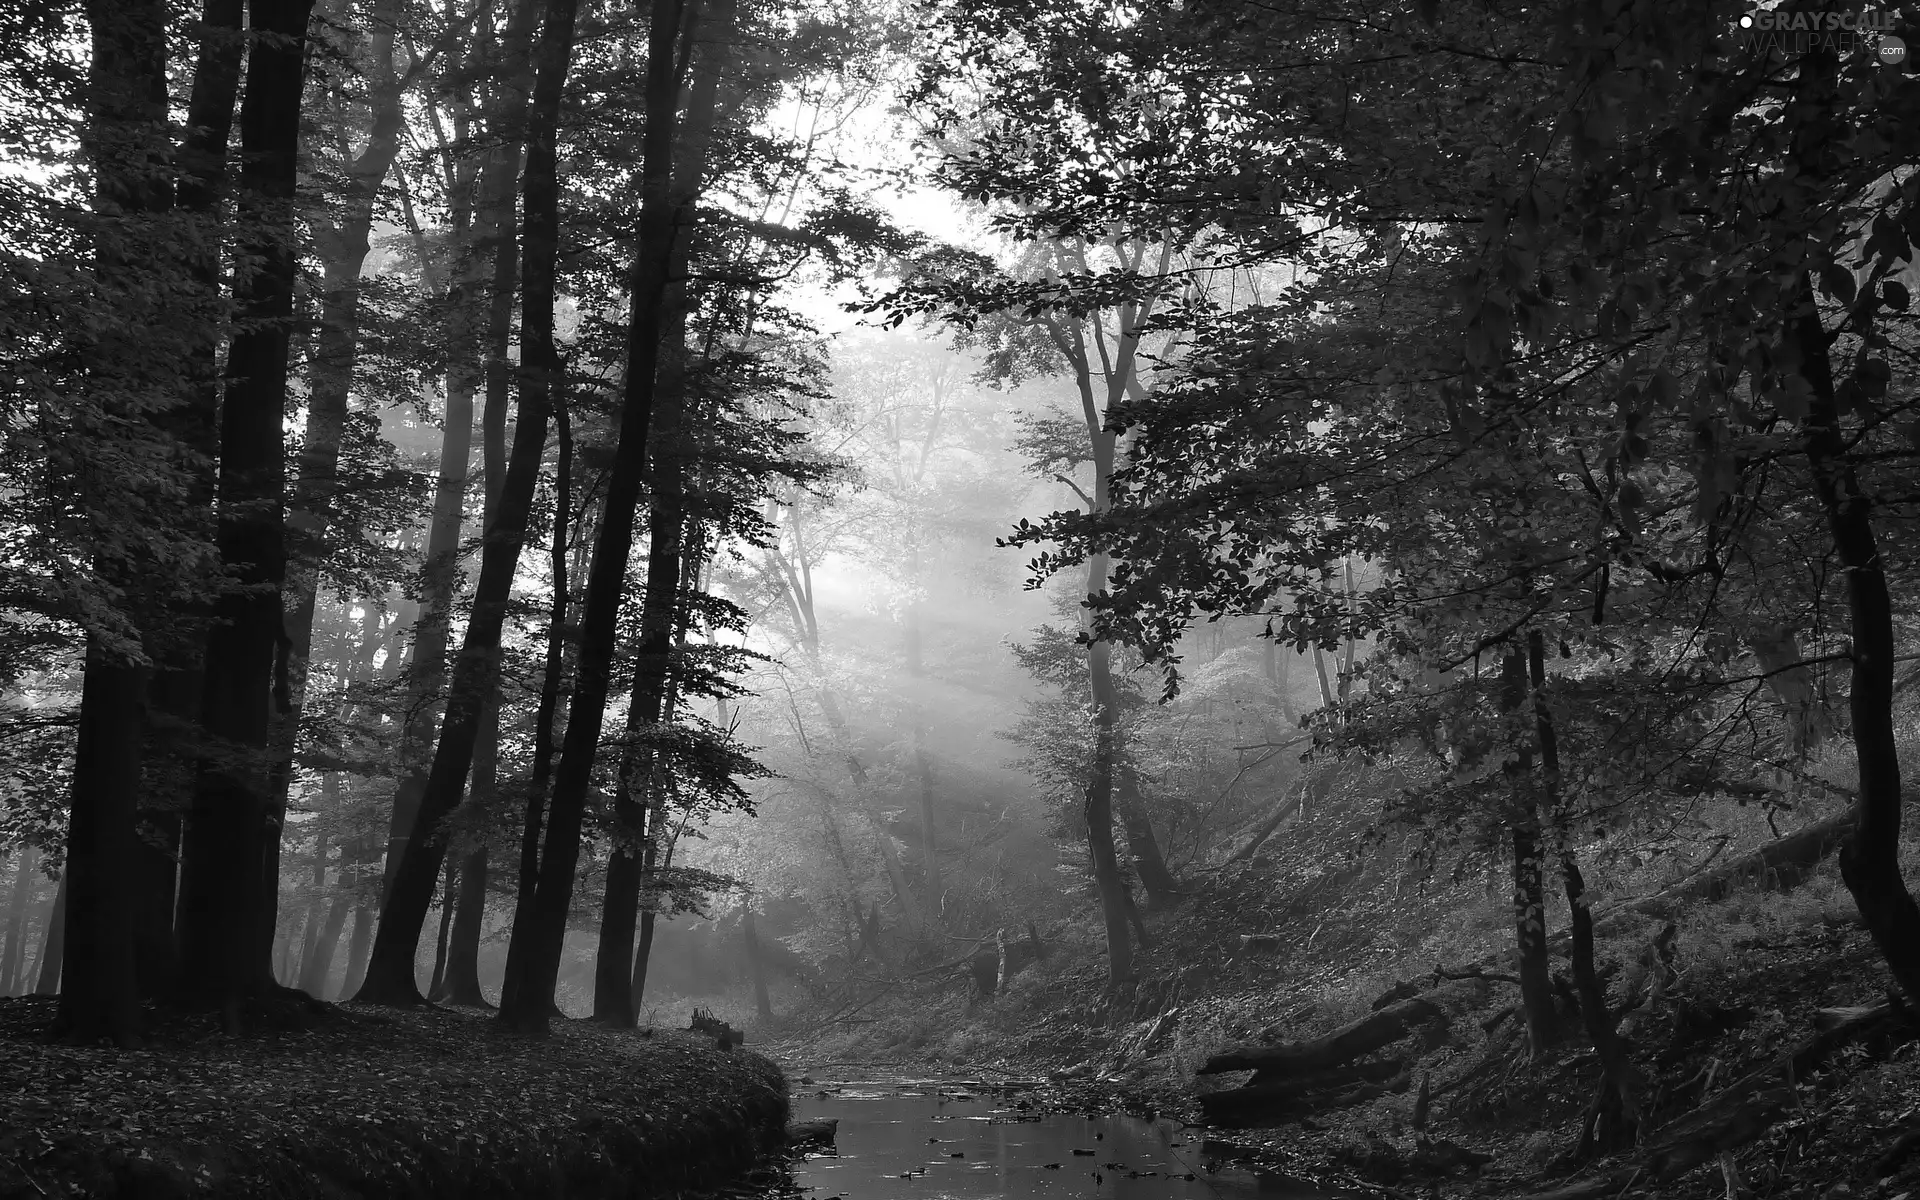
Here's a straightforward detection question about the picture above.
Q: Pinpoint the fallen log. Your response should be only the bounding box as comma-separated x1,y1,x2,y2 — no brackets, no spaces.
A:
1200,1062,1409,1126
1514,1002,1913,1199
1613,811,1856,922
1199,982,1471,1077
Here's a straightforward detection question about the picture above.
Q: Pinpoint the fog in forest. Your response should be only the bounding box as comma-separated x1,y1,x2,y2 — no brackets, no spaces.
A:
5,2,1920,1197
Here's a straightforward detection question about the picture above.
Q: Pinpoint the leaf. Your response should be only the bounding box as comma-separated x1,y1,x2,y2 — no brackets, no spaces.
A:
1883,280,1910,311
1819,262,1857,305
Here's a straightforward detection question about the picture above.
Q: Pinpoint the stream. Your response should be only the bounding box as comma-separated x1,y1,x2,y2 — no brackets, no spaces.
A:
783,1077,1366,1200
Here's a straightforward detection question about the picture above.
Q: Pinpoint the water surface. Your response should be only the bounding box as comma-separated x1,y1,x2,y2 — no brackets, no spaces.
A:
787,1078,1364,1200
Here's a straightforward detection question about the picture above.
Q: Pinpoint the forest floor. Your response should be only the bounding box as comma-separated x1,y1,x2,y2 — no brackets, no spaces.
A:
0,997,788,1199
763,832,1920,1200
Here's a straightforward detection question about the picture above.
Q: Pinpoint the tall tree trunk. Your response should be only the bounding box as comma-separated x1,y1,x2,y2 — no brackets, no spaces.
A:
355,0,564,1007
1530,631,1636,1149
279,0,402,921
439,13,537,1008
1502,646,1557,1056
62,0,182,1045
507,402,571,1011
35,876,66,995
1794,273,1920,1001
0,848,36,995
341,903,373,1000
592,0,732,1025
299,893,351,998
176,0,315,1024
441,844,490,1005
1084,552,1134,988
132,0,244,1005
500,0,695,1036
427,860,457,1000
1115,763,1178,908
294,828,329,987
1312,646,1336,709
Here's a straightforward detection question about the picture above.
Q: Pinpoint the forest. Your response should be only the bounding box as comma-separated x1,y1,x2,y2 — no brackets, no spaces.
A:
2,0,1919,1197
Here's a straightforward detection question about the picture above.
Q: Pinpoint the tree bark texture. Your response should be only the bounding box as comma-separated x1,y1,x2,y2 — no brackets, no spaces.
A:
356,0,570,1007
35,875,67,995
175,0,316,1024
501,0,694,1036
592,0,732,1026
1502,647,1557,1056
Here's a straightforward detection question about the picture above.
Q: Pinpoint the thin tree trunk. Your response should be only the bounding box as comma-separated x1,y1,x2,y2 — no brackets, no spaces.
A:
294,827,329,986
299,894,351,998
0,848,36,995
1115,763,1178,908
1338,558,1357,703
1313,645,1336,709
744,903,772,1022
501,0,695,1036
1084,556,1134,988
355,0,561,1007
35,876,66,995
507,402,571,1012
279,0,402,924
1503,646,1557,1056
177,0,315,1024
1530,630,1637,1149
428,860,457,1000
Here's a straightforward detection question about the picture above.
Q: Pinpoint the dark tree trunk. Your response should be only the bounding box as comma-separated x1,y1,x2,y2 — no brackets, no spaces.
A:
506,402,571,1017
355,0,563,1008
0,848,36,995
134,0,242,999
382,170,483,906
341,903,373,999
35,875,67,995
500,0,694,1037
1503,646,1557,1056
436,17,534,1010
1530,632,1638,1152
1116,763,1179,908
1083,558,1134,987
63,650,147,1042
591,2,732,1026
176,0,315,1024
427,860,457,1000
1793,273,1920,1002
128,807,180,1000
277,0,402,921
298,894,350,998
294,828,329,987
629,898,659,1016
62,0,184,1045
441,844,490,1005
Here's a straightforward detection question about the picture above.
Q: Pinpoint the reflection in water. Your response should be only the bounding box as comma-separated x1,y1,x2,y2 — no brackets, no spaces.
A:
787,1079,1358,1200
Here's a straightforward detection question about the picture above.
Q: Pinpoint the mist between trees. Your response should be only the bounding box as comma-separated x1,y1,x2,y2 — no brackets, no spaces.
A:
0,0,1917,1139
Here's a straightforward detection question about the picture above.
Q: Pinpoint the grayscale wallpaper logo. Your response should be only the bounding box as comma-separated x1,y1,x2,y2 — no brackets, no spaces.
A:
1737,7,1906,64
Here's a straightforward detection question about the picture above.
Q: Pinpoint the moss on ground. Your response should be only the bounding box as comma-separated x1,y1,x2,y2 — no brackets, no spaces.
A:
0,998,786,1199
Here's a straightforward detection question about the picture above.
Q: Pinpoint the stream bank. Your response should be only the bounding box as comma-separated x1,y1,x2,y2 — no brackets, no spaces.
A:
0,996,787,1199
